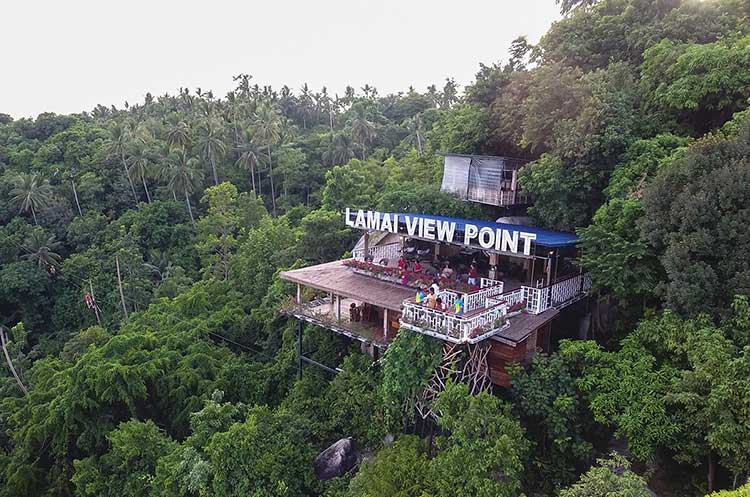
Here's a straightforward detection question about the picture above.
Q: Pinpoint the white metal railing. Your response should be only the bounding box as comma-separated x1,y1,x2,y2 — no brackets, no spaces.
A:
464,279,504,312
400,273,592,342
523,272,592,314
480,277,503,289
352,242,401,263
400,299,512,343
523,286,551,314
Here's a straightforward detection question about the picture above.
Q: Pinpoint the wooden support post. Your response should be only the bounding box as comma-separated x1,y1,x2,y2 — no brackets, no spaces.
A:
545,253,553,286
488,253,499,280
115,255,129,320
297,319,302,379
296,284,301,305
363,231,370,258
383,308,389,340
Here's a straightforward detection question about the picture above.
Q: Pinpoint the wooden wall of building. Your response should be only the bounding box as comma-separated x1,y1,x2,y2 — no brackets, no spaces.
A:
487,322,552,388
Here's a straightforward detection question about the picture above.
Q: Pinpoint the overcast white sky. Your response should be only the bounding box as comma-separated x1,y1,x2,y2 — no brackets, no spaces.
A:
0,0,560,118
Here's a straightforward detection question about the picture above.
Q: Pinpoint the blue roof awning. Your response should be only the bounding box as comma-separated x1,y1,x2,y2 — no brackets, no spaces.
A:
347,210,580,248
415,213,579,247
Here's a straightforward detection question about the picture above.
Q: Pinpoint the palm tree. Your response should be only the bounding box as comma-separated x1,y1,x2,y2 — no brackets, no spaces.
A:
323,133,355,166
21,230,62,269
235,129,263,195
165,117,191,149
252,102,282,215
127,141,152,202
349,103,375,160
10,173,52,225
197,117,226,186
143,249,173,284
161,149,203,226
108,123,140,205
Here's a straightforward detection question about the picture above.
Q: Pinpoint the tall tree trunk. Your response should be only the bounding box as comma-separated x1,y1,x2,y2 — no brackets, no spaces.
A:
172,190,177,202
250,164,256,195
30,204,38,225
141,174,151,203
1,327,27,396
267,145,277,216
708,451,716,492
361,141,366,160
209,147,219,186
185,190,195,227
115,255,129,320
122,154,139,205
71,180,83,216
416,133,423,154
329,111,334,132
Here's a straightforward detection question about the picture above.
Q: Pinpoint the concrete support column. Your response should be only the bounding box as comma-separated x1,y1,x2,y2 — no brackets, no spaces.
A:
296,284,301,304
363,232,370,259
335,295,341,321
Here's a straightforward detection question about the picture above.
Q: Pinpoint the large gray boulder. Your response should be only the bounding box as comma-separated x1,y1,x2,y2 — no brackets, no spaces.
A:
314,437,358,480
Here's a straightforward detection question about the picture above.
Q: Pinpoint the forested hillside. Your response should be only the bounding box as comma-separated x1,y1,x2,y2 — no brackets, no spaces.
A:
2,0,750,496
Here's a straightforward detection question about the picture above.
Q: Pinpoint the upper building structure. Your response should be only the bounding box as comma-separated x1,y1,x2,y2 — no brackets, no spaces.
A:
440,153,530,207
280,208,590,387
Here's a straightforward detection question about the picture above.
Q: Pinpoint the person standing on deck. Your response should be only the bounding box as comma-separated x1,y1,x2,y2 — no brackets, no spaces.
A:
454,295,464,314
468,263,478,287
398,256,406,271
441,263,453,280
415,287,426,304
426,287,438,309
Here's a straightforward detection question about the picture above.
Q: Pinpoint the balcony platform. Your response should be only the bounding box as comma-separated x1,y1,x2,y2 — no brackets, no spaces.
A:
492,308,558,345
283,298,391,348
280,260,413,313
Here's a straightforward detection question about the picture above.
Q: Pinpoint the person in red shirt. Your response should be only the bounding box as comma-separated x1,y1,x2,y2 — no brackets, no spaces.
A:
413,260,422,272
468,263,478,287
398,256,406,270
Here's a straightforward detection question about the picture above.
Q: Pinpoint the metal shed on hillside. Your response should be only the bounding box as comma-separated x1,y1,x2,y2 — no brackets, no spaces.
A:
440,153,530,207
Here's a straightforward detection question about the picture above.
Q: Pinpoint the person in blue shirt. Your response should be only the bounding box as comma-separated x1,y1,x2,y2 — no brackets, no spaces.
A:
415,288,426,304
454,295,464,314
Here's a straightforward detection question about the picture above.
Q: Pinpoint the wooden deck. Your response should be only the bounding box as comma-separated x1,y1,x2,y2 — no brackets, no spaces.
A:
284,297,392,347
498,308,559,344
280,260,414,312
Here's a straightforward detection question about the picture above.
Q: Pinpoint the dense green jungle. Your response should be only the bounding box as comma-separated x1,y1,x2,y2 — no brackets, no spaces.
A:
2,1,750,495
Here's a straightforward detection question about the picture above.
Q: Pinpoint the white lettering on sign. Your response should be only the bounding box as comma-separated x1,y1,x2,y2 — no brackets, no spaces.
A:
405,215,419,236
478,227,494,249
366,211,380,231
422,218,436,240
436,220,455,241
519,232,537,256
344,209,541,255
464,224,478,245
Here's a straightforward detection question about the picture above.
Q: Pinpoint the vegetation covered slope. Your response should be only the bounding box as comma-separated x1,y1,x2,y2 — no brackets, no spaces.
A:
1,0,750,496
